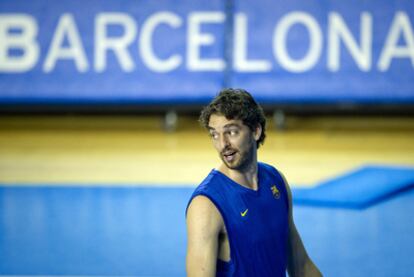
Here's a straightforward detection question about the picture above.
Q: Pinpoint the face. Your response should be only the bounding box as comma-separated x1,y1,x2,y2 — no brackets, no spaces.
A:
208,114,261,171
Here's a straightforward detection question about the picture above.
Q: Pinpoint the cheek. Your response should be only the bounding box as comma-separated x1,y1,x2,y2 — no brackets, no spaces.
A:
237,135,254,150
211,140,221,151
230,136,248,150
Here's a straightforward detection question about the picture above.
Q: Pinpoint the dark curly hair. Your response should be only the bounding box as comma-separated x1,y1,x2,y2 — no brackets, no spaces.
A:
199,88,266,149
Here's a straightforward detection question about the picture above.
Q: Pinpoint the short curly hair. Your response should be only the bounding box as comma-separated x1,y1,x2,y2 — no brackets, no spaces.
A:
199,88,266,149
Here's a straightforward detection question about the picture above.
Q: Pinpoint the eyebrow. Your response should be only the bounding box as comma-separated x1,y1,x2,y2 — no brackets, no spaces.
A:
224,123,241,129
208,123,241,131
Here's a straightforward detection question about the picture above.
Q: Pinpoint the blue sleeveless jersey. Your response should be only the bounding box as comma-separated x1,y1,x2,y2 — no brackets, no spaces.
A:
187,162,289,277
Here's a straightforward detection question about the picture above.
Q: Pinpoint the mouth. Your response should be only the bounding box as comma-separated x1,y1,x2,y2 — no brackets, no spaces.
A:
222,150,237,163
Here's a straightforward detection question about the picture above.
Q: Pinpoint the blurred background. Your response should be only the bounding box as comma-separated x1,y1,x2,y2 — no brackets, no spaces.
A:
1,0,414,276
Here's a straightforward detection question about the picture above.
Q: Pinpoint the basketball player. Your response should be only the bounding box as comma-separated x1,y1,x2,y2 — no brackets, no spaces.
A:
186,89,322,276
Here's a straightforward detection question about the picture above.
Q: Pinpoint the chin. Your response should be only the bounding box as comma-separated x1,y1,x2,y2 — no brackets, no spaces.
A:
225,164,239,170
222,159,239,170
224,160,245,171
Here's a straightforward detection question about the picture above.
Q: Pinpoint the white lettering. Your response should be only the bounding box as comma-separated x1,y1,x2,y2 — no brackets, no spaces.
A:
234,13,271,72
140,12,182,72
43,14,89,72
187,12,225,71
273,12,322,72
95,13,136,72
378,12,414,71
0,14,39,72
328,12,372,71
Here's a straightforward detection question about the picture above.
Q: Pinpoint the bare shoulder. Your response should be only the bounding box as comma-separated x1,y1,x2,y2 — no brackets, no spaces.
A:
186,195,223,235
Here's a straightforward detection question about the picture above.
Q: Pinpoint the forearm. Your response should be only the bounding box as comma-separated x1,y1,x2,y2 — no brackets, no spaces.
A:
283,175,322,277
288,254,322,277
287,229,318,277
303,258,322,277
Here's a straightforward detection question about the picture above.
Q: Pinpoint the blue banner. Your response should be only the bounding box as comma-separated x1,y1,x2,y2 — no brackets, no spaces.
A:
0,0,413,104
233,0,414,103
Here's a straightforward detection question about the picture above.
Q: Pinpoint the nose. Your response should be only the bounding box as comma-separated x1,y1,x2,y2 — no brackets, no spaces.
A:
219,134,230,150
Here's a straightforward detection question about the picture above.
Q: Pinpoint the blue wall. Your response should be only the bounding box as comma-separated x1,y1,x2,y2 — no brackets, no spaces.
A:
0,0,413,104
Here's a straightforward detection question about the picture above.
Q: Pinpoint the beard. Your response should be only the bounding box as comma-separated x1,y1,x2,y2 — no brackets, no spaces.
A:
220,139,255,171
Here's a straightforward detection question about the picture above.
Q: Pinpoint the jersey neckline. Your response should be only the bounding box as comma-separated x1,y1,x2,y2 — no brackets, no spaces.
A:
211,163,263,196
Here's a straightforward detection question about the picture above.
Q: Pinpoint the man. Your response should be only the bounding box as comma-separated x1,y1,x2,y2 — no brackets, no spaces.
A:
186,88,322,277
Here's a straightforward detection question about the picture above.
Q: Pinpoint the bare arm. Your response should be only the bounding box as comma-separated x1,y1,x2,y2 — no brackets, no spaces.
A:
281,174,322,277
186,195,223,277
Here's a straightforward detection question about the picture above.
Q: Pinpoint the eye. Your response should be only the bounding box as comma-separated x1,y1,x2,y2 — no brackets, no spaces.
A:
229,129,239,136
210,132,219,140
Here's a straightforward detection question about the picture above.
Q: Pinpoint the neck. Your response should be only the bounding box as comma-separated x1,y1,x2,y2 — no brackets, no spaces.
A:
218,158,259,191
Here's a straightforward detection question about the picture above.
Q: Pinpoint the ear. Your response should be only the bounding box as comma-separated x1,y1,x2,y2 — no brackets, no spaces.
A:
253,124,262,141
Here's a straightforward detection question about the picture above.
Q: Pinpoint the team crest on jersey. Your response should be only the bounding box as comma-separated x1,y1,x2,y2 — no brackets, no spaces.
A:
271,185,280,199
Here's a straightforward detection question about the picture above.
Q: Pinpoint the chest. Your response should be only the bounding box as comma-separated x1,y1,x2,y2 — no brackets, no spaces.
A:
222,183,289,244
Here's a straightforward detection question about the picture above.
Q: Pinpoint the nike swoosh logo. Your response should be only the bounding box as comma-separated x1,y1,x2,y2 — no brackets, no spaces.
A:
241,209,248,217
